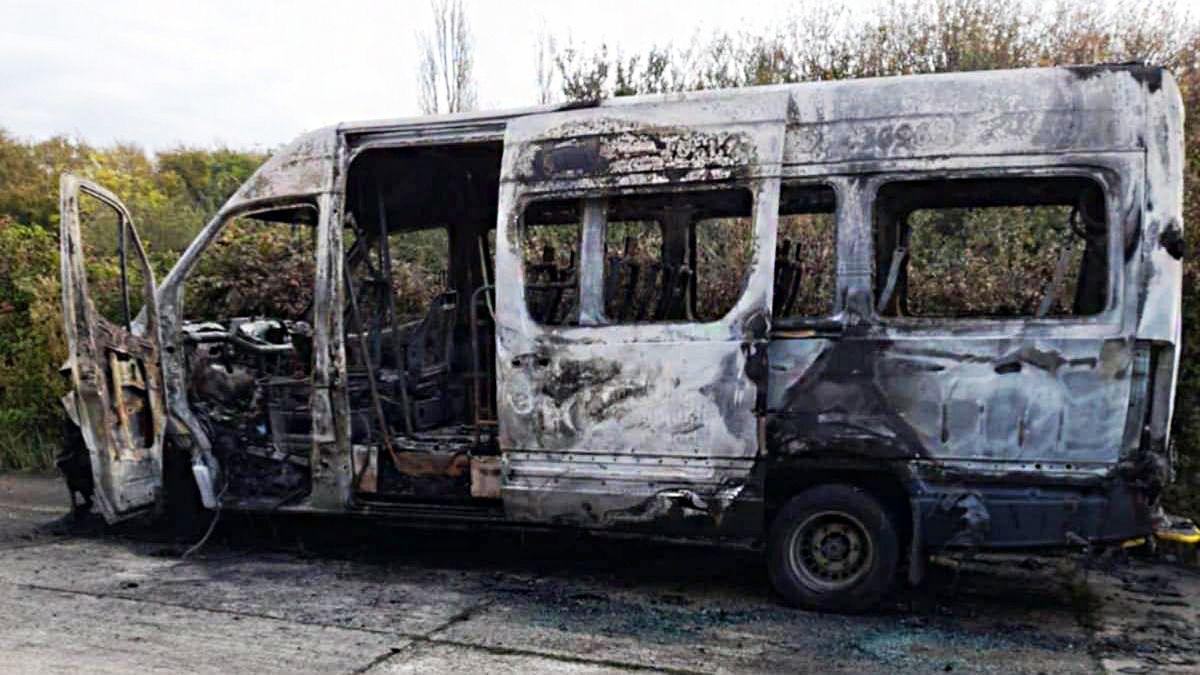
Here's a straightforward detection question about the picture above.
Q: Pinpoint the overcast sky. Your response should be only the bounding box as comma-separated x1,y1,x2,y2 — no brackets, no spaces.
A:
1,0,813,152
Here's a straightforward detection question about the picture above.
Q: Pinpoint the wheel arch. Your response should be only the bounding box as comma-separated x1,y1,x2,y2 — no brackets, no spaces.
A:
764,458,916,554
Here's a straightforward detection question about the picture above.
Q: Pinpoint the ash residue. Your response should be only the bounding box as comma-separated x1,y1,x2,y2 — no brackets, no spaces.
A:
504,584,798,643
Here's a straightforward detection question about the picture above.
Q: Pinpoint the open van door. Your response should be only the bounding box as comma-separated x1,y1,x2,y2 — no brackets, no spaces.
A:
59,174,167,523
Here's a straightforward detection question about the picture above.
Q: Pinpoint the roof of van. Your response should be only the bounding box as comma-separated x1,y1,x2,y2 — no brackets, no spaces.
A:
223,64,1179,211
336,62,1172,135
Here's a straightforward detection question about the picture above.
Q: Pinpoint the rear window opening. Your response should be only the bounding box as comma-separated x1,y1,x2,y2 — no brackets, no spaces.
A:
873,176,1109,320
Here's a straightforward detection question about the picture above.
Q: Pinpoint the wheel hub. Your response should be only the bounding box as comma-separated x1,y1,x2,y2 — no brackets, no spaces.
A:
789,511,875,592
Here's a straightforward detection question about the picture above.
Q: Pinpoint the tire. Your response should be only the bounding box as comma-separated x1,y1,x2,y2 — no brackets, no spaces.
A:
161,444,213,542
56,417,94,519
767,484,899,613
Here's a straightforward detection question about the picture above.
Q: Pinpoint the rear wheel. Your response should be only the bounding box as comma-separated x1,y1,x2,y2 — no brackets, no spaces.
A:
767,484,899,612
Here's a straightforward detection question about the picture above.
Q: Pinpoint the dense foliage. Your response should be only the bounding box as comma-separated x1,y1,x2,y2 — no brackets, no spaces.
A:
0,132,265,469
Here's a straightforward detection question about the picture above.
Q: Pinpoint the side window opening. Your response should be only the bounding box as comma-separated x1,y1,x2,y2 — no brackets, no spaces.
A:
603,217,666,322
603,188,753,323
874,176,1108,319
184,210,318,329
79,191,149,328
775,184,838,319
691,195,755,322
519,187,755,326
521,199,581,326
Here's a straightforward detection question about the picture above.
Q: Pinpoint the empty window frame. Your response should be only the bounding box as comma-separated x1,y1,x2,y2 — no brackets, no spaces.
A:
775,184,838,319
520,187,755,326
345,224,450,325
602,187,754,323
79,189,150,328
521,199,582,326
873,176,1109,319
184,207,319,325
603,214,665,322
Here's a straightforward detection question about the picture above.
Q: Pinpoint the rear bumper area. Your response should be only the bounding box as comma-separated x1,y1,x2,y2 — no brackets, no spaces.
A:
917,479,1155,549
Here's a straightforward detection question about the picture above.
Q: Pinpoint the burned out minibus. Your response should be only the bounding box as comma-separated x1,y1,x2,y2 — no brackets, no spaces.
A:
58,64,1184,611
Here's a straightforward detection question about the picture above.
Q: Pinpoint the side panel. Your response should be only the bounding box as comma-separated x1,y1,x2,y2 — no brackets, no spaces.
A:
766,157,1152,548
770,161,1141,471
770,334,1135,467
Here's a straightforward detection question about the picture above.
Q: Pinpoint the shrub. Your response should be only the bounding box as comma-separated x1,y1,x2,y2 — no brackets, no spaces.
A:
0,218,67,469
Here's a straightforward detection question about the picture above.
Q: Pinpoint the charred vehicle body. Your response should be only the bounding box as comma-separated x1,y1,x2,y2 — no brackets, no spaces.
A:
58,65,1184,611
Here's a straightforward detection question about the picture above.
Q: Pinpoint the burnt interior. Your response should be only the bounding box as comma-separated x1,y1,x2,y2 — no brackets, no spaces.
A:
176,159,1115,510
181,142,504,506
522,200,580,325
341,142,502,503
183,315,316,503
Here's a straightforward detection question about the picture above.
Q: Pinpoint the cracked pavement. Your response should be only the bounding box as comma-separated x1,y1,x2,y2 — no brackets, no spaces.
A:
0,472,1197,674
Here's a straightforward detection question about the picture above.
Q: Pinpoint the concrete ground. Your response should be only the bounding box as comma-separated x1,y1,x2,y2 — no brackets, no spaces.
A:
0,472,1197,674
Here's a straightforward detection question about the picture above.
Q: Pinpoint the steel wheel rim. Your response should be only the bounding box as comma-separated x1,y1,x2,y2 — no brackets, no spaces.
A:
786,510,874,593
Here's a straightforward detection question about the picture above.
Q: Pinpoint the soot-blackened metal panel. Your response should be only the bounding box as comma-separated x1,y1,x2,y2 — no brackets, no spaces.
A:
767,65,1182,483
783,67,1145,165
504,91,787,194
767,334,1134,472
224,127,337,208
495,91,789,532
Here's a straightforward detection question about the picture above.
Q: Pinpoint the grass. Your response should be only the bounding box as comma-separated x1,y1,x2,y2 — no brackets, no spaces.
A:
0,425,59,472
